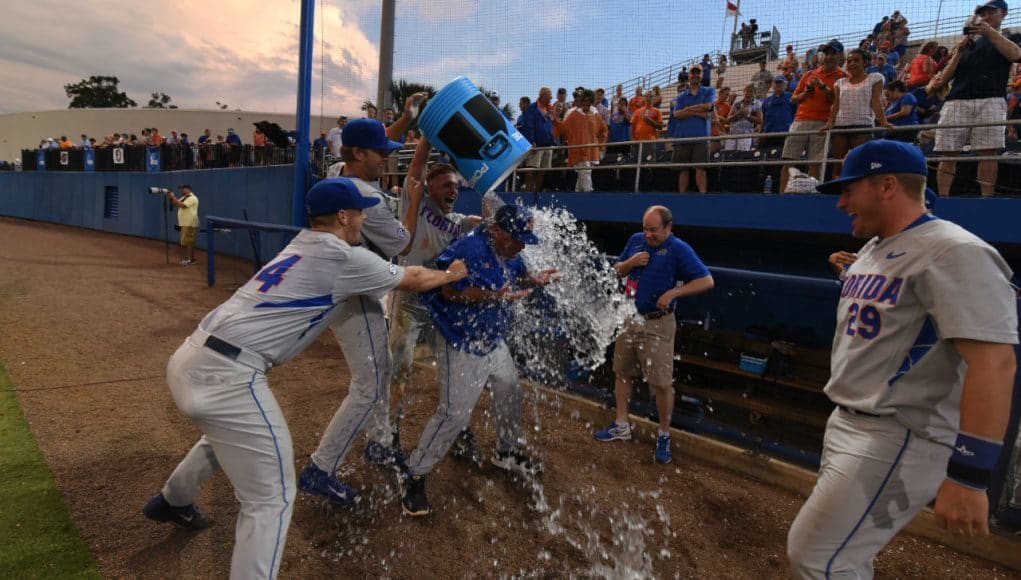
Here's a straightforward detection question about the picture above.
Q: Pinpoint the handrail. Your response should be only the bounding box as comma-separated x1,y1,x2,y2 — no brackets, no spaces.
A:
373,118,1021,195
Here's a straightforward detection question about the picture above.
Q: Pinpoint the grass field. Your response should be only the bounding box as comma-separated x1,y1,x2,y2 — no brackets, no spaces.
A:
0,362,100,579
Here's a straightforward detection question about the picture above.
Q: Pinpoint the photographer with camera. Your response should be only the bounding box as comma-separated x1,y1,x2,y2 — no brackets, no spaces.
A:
166,185,199,265
932,0,1021,197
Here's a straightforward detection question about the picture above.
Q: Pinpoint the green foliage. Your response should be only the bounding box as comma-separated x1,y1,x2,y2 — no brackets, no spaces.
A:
63,76,137,109
146,92,177,109
388,80,435,119
0,362,100,578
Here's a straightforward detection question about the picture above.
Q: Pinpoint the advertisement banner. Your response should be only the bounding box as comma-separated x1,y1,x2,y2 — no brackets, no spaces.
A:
84,148,95,172
36,150,46,171
146,146,161,173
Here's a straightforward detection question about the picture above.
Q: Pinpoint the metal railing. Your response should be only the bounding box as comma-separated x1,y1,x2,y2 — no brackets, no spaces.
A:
373,119,1021,195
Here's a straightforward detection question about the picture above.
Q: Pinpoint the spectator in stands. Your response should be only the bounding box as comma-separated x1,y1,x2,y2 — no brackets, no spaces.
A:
614,84,625,105
712,86,732,153
781,39,848,192
860,35,877,54
726,84,763,152
555,87,569,121
669,65,716,193
57,136,73,149
404,129,419,147
804,47,819,71
751,61,774,98
89,137,97,148
821,48,891,179
595,88,611,125
932,0,1021,197
608,97,632,158
516,96,530,131
79,134,90,148
781,64,801,93
892,14,911,60
872,16,889,38
716,54,728,89
151,128,164,146
781,45,800,71
168,131,180,145
631,93,664,146
489,91,512,121
907,42,940,90
933,45,952,71
884,80,920,142
649,85,664,109
129,134,140,146
327,116,347,157
881,41,900,69
365,104,378,119
141,128,151,145
761,77,796,153
553,89,607,192
226,128,242,147
700,54,714,87
253,127,267,166
866,52,899,86
519,86,557,193
198,128,212,145
912,86,943,126
313,131,329,156
628,86,645,114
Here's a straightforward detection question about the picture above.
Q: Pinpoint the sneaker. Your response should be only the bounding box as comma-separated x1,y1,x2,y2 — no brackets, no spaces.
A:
142,492,212,530
594,422,632,442
402,474,430,516
491,449,543,476
654,434,672,464
451,429,484,467
364,441,407,470
179,259,196,266
298,463,359,506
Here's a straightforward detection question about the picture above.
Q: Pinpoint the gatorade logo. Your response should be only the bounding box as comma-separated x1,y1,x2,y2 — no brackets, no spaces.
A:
466,164,490,188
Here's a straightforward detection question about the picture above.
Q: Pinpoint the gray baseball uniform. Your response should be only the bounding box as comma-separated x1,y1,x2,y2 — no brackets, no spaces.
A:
390,187,468,395
311,176,409,473
159,230,404,579
788,216,1017,579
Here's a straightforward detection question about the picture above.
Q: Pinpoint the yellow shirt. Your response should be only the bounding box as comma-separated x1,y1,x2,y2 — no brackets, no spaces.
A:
178,194,199,228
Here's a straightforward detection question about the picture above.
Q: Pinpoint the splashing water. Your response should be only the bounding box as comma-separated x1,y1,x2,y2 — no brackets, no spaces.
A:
504,203,636,381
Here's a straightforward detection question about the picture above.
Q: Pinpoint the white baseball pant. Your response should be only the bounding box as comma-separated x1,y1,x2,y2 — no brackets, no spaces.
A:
161,335,294,580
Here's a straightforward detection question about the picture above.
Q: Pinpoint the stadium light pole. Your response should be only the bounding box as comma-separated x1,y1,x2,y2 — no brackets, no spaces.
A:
376,0,395,118
291,0,316,227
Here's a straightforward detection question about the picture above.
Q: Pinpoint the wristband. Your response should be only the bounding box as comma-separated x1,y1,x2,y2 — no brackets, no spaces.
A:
946,431,1003,491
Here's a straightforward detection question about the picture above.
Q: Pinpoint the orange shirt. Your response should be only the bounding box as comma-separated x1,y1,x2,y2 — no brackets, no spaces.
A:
150,132,164,146
628,96,646,114
630,106,662,140
555,109,608,165
907,55,935,87
793,66,848,122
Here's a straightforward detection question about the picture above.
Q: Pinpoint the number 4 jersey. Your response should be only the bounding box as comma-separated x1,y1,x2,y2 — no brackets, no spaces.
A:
196,229,405,368
826,216,1017,446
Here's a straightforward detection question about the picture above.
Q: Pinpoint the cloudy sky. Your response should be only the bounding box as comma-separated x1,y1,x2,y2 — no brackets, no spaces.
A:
0,0,989,118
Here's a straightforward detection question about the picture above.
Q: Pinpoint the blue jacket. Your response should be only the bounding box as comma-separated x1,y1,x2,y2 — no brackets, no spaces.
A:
519,102,555,147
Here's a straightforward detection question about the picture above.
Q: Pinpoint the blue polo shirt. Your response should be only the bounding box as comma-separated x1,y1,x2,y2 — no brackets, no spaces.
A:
885,93,918,126
619,233,710,315
519,102,556,147
424,226,528,355
761,92,795,133
667,87,716,139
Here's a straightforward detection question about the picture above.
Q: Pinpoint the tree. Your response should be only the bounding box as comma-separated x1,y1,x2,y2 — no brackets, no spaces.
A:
64,76,137,108
146,92,177,109
360,99,377,116
388,80,435,119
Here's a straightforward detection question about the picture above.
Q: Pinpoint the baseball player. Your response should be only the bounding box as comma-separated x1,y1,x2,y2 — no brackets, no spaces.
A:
388,135,486,462
787,140,1018,578
401,204,558,516
141,177,467,579
166,184,199,265
595,205,714,464
302,110,431,501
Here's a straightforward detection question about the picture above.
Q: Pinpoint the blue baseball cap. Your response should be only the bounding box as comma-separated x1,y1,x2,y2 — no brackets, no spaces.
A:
819,39,844,54
341,118,404,151
494,204,540,245
976,0,1008,13
816,140,928,195
306,177,380,217
774,75,787,83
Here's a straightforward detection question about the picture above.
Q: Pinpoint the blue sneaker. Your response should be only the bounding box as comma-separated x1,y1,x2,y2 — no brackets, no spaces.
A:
654,434,672,464
142,492,212,530
594,422,632,442
364,441,407,470
299,463,359,505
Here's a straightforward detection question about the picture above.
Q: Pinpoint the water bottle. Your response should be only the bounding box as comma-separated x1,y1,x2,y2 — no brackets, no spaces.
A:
763,175,773,194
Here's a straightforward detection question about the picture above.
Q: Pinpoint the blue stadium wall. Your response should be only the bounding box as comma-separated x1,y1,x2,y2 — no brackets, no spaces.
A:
2,168,1019,347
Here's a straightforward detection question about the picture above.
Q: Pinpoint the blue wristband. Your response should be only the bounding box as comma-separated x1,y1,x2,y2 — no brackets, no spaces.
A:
946,432,1003,491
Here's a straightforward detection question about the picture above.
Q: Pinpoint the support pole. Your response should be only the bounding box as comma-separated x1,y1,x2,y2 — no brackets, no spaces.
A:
376,0,396,118
291,0,316,227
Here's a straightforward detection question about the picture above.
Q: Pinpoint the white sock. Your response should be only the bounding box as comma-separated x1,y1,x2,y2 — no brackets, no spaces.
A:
617,421,630,429
659,431,670,438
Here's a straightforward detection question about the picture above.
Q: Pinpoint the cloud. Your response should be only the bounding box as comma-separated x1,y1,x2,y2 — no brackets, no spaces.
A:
0,0,380,116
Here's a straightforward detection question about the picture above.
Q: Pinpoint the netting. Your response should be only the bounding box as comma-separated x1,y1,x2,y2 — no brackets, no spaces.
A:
317,0,1021,121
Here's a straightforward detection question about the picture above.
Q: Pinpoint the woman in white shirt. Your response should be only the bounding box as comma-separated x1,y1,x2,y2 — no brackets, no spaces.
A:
821,48,892,179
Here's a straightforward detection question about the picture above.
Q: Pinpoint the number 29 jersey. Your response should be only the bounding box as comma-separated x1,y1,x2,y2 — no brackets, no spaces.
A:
825,216,1017,446
197,229,405,368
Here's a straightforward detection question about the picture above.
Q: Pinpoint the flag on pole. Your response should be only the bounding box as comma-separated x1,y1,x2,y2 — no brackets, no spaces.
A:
726,1,740,16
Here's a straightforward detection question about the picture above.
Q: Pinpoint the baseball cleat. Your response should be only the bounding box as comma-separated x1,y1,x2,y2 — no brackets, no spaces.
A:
142,492,213,530
594,422,632,442
654,434,672,464
298,463,359,506
401,474,430,517
451,429,484,467
491,449,543,476
363,441,407,470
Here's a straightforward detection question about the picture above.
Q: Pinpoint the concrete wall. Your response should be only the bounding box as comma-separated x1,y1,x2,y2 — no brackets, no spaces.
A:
0,109,340,163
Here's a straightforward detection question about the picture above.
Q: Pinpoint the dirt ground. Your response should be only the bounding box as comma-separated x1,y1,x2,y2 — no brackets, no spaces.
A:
0,216,1012,578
